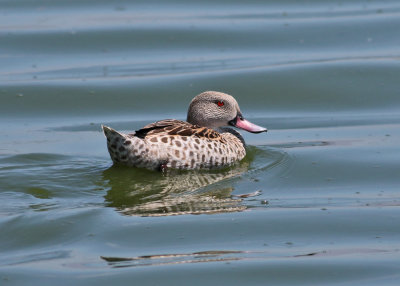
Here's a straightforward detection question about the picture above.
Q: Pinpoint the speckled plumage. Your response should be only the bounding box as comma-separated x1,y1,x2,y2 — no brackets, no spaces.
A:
102,91,267,170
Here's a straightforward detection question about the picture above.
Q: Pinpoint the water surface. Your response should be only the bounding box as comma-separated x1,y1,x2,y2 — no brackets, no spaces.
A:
1,0,400,285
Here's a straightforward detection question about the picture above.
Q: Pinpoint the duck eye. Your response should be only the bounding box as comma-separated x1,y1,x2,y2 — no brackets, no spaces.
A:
217,100,224,107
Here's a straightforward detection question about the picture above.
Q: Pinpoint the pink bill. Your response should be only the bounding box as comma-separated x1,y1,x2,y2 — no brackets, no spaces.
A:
234,117,267,133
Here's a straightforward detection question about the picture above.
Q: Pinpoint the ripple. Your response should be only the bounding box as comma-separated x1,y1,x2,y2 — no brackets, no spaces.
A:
0,153,109,216
0,250,71,267
101,247,398,269
0,153,70,165
3,54,400,83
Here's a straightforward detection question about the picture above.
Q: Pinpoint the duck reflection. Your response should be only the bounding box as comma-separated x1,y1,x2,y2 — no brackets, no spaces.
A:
102,160,251,217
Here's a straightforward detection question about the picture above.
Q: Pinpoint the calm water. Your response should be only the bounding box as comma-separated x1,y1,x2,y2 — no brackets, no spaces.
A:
1,0,400,285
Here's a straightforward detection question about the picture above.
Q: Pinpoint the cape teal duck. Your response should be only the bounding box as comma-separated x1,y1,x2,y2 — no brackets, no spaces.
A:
102,91,267,170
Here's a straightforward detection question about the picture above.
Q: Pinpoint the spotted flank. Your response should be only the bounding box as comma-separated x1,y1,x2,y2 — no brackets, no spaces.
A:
102,91,267,170
102,122,245,170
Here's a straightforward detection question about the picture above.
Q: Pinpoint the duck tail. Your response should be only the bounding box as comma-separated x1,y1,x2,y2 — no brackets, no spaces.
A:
102,125,123,139
102,125,138,165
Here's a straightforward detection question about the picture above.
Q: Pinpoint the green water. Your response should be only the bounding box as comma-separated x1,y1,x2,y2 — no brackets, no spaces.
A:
1,0,400,285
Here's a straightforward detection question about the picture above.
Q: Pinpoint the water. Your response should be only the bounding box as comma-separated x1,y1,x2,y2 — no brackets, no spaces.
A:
1,0,400,285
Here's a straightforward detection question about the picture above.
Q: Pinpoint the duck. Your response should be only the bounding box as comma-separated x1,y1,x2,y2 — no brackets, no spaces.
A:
102,91,267,171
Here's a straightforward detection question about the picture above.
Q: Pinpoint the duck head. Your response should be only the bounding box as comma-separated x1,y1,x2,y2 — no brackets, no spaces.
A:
186,91,267,133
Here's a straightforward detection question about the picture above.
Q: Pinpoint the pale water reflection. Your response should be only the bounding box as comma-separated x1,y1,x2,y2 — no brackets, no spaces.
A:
102,146,283,216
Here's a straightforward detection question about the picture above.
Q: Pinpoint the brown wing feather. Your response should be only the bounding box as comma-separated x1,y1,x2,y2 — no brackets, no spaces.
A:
134,119,185,139
134,119,224,141
140,119,189,130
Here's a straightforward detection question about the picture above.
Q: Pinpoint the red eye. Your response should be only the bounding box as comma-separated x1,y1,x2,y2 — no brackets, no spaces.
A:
217,101,224,107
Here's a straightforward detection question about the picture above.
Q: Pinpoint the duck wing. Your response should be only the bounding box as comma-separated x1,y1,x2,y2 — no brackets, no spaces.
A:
134,119,223,141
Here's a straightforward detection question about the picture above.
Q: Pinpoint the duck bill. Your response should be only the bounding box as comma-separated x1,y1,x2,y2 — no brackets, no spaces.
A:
230,115,267,133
